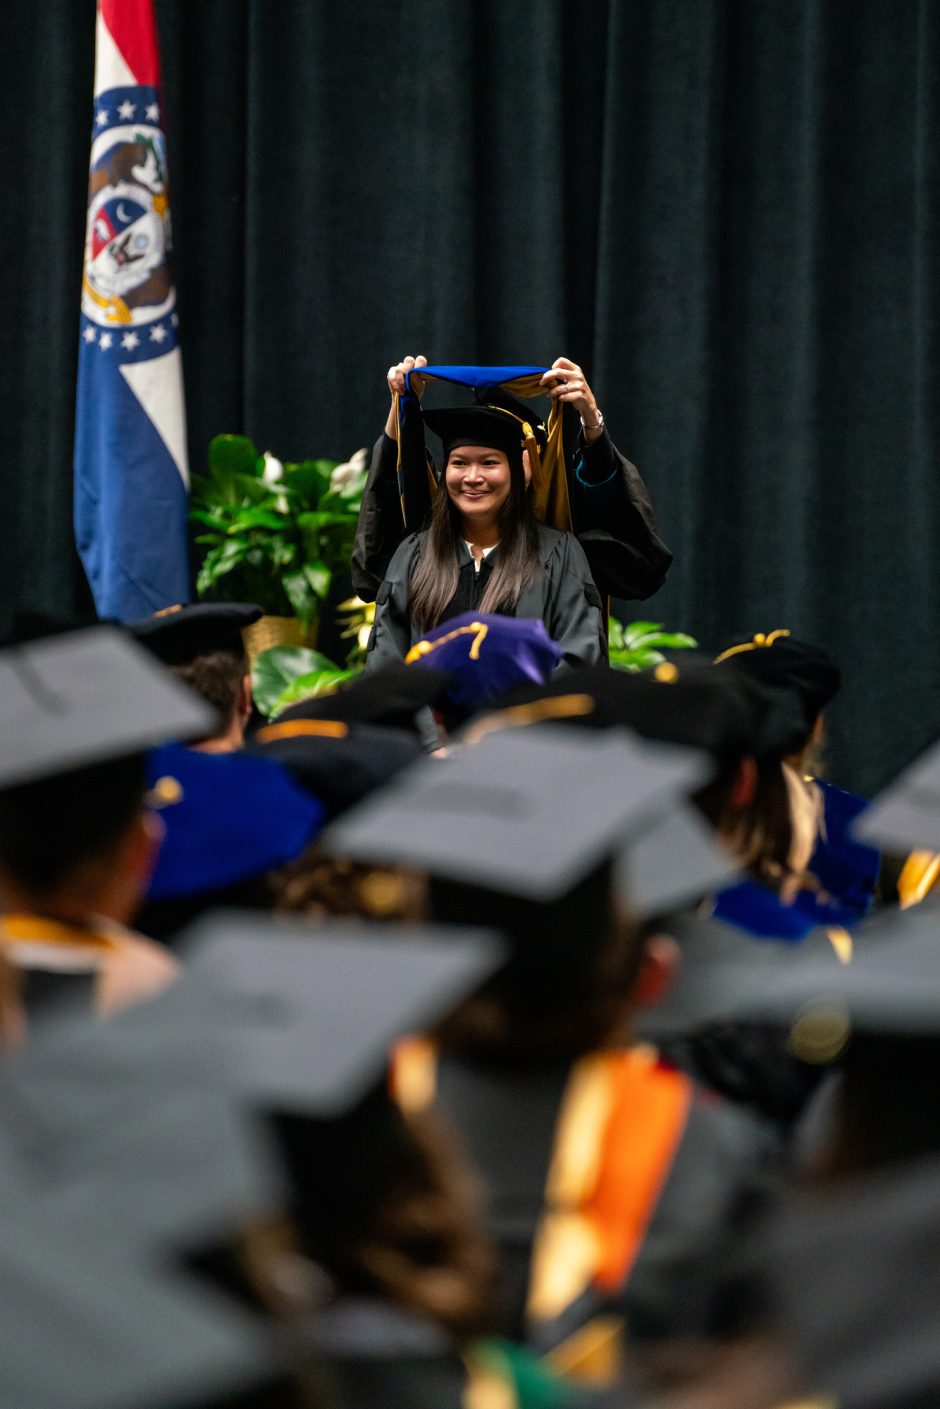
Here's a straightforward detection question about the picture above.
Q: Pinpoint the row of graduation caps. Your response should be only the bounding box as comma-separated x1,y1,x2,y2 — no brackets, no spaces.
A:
3,621,940,1407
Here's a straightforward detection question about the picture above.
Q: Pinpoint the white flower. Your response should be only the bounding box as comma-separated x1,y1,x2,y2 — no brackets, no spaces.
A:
261,451,284,486
329,446,368,492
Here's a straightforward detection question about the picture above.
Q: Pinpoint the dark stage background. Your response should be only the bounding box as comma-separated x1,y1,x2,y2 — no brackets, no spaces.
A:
2,0,939,795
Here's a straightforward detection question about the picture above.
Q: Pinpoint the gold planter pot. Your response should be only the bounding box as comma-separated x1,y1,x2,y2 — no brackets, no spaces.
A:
242,614,319,663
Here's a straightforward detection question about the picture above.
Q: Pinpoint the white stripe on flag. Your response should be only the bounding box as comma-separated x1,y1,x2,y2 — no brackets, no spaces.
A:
94,8,136,96
120,347,190,488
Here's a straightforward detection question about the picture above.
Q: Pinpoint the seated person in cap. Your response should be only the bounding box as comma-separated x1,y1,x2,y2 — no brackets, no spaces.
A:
323,729,781,1372
0,625,214,1021
0,752,178,1018
365,392,606,670
354,354,673,605
130,602,262,753
713,629,898,923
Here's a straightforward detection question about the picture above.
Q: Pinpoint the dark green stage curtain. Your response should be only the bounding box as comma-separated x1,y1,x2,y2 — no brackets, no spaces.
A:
1,0,938,794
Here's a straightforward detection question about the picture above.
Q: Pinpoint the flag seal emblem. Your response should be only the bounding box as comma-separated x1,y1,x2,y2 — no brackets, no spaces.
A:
82,110,175,328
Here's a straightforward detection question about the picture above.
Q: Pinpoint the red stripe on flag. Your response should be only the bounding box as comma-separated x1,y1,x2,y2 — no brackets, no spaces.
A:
99,0,162,87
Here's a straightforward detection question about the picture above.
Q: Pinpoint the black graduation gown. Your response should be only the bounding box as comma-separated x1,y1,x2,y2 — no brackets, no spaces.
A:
351,406,673,604
431,1050,780,1351
365,525,607,671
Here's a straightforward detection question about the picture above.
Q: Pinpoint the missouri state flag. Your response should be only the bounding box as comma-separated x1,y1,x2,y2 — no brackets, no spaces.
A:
74,0,189,620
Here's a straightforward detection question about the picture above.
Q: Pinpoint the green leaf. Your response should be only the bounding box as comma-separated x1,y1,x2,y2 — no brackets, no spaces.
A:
643,631,698,650
610,646,666,671
281,569,320,628
281,460,333,507
189,471,226,508
296,511,357,530
189,507,230,532
232,473,275,505
208,434,259,480
228,507,287,532
303,561,332,600
621,620,664,649
270,666,362,717
251,646,341,718
607,616,625,651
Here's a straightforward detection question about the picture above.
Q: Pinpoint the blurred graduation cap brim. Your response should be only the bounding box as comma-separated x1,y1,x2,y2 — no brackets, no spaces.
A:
322,726,712,902
0,626,216,788
181,912,506,1115
852,736,940,852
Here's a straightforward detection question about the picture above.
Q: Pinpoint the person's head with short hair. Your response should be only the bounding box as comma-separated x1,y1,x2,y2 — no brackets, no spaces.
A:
129,603,262,751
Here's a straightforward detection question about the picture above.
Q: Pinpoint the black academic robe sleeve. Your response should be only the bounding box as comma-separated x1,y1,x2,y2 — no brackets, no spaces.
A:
539,531,607,668
352,399,433,602
566,426,673,602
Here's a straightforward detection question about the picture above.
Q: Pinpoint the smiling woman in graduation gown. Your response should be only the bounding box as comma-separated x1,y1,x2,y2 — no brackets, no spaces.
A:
365,402,606,670
353,357,673,606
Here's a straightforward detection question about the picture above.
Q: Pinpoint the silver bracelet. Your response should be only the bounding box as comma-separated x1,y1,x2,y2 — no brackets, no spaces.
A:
580,410,605,431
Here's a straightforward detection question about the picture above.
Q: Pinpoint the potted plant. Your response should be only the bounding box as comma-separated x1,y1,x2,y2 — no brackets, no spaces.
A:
189,435,368,656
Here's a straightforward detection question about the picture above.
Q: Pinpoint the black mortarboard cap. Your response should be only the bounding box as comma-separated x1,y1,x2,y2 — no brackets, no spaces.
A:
640,896,940,1052
321,726,710,902
274,661,452,735
0,625,216,789
474,386,548,450
422,404,528,464
852,736,940,852
767,1155,940,1409
129,602,262,666
248,719,423,816
181,912,505,1114
491,657,804,758
618,806,740,917
714,628,841,741
634,910,845,1042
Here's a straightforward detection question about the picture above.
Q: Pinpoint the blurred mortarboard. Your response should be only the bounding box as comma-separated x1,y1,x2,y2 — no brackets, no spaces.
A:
274,661,452,735
618,806,741,917
714,628,841,746
181,912,506,1115
0,625,216,790
634,910,846,1043
129,602,262,666
640,897,940,1051
767,1155,940,1409
0,1209,277,1409
321,726,710,902
485,657,805,759
0,983,277,1249
248,719,423,817
852,736,940,852
145,743,326,901
406,611,563,717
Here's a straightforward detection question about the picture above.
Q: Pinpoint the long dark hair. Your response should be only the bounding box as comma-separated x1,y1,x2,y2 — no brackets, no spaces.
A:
408,453,541,633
